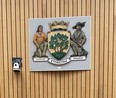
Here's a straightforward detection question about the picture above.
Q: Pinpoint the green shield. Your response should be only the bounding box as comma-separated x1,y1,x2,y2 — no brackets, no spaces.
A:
48,31,70,60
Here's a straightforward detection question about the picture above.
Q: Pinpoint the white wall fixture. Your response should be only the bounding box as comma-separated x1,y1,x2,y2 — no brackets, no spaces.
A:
12,58,22,71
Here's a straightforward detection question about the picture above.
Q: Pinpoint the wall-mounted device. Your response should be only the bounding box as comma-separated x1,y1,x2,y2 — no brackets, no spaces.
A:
12,57,22,71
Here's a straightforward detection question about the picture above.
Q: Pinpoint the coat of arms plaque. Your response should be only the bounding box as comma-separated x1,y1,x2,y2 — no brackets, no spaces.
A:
29,16,91,71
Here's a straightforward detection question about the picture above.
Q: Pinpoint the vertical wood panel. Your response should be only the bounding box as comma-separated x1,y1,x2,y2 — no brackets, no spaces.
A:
77,0,82,98
37,1,43,98
64,1,69,98
25,0,31,97
0,0,116,98
60,1,65,98
0,0,4,98
90,0,95,98
51,72,56,98
82,1,86,98
11,0,18,98
7,0,13,98
99,0,104,98
86,0,91,98
108,0,114,98
72,0,77,98
104,0,109,98
113,1,116,98
34,0,39,97
20,0,26,97
29,0,35,97
95,0,100,98
2,0,9,98
55,1,61,98
16,0,22,98
51,0,56,98
47,1,52,98
34,0,39,98
68,3,73,98
42,1,48,98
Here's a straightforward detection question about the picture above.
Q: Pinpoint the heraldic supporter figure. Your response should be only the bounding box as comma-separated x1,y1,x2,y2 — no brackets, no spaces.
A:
70,22,88,57
33,25,48,57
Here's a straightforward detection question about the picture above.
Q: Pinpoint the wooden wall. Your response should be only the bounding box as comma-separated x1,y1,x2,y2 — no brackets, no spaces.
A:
0,0,116,98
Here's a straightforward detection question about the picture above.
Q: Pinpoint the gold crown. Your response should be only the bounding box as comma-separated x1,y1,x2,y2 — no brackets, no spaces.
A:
48,21,69,31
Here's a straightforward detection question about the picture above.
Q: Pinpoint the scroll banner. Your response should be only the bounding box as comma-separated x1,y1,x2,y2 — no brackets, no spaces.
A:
33,56,86,65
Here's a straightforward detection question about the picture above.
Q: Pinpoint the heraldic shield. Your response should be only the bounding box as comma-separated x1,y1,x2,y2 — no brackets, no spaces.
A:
48,31,70,60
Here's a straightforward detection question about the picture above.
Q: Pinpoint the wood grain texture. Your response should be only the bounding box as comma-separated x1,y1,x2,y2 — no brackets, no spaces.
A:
90,0,95,98
0,0,116,98
104,0,109,98
0,0,4,98
86,0,91,98
113,1,116,98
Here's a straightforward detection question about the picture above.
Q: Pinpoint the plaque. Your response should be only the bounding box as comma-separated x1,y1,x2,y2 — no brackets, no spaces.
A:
29,16,91,71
